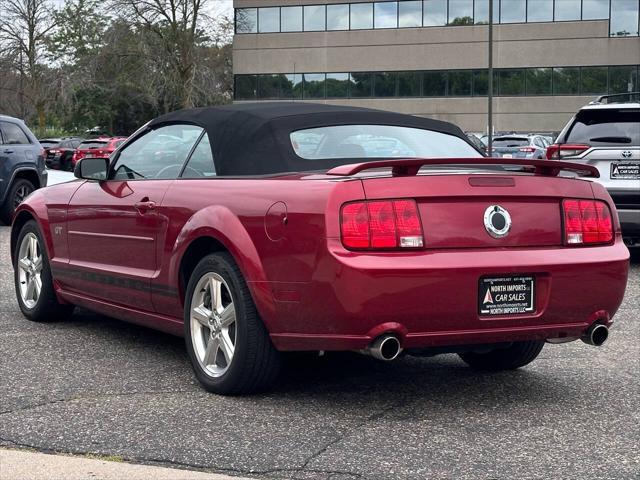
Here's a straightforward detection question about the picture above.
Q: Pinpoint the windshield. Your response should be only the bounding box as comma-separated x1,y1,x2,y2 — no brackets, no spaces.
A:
290,125,480,160
565,109,640,146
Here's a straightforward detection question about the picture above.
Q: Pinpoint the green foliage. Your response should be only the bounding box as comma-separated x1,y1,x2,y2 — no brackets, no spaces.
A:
0,0,233,136
448,16,474,26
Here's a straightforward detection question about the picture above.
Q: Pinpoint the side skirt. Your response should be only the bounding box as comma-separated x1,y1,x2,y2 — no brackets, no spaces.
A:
57,289,184,337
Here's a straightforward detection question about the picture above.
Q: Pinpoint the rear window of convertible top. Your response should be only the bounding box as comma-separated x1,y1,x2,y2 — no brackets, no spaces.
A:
290,125,481,160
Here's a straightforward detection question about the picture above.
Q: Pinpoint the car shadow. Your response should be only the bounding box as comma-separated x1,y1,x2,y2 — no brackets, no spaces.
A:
50,308,575,408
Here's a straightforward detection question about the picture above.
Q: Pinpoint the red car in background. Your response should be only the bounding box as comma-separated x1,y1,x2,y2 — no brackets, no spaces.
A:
11,104,629,395
71,137,127,168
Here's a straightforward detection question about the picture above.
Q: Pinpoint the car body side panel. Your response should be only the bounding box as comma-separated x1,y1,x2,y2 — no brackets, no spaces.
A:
12,182,84,265
153,177,364,329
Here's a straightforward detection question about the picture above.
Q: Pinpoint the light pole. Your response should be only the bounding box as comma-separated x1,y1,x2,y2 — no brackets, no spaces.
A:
487,0,494,155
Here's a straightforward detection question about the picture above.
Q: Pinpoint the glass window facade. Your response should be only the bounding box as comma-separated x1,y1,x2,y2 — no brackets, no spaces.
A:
303,73,326,98
554,0,581,21
448,0,473,25
423,70,447,96
237,1,640,36
581,66,608,94
304,5,326,31
281,6,302,32
375,2,399,28
527,0,553,22
448,70,472,95
553,67,581,94
611,0,640,36
373,72,398,96
499,69,526,95
351,3,374,29
350,73,373,96
281,74,303,99
582,0,609,19
258,7,280,33
526,68,553,95
327,4,350,30
236,8,257,33
257,74,280,99
423,0,447,26
398,71,422,96
326,73,350,97
500,0,526,23
236,65,640,100
398,1,423,27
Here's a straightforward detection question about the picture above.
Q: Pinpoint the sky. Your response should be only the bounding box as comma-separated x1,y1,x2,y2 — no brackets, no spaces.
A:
50,0,233,17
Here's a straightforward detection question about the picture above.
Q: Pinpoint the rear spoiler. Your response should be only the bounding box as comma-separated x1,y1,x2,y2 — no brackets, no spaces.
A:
326,157,599,178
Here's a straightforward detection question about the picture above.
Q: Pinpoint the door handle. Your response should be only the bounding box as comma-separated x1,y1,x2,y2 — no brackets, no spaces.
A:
3,149,14,154
134,200,156,213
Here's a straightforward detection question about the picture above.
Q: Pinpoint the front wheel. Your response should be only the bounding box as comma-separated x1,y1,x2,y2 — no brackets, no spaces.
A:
14,220,74,321
184,252,282,395
458,340,544,370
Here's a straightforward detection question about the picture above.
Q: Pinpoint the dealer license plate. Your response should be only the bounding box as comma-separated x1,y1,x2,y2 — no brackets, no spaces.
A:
478,276,535,316
611,162,640,179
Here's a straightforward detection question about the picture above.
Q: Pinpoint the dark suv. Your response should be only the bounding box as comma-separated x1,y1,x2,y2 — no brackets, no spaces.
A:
548,93,639,247
0,115,48,224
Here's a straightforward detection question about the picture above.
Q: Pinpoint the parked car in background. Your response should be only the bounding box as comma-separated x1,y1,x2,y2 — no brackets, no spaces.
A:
39,138,62,150
11,103,629,395
0,115,47,224
491,135,548,159
43,137,84,171
548,93,640,248
71,137,127,168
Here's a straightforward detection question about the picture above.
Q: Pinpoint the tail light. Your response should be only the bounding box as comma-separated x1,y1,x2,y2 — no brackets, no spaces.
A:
562,199,613,245
341,199,424,250
519,147,535,153
547,144,589,160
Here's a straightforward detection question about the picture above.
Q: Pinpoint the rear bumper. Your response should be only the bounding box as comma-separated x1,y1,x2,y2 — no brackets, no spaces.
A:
269,239,629,351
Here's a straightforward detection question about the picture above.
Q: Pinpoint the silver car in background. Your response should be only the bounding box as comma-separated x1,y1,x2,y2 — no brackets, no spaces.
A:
548,93,640,247
490,134,549,159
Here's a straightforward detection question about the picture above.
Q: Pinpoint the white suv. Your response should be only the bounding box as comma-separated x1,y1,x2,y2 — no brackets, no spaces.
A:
548,94,640,247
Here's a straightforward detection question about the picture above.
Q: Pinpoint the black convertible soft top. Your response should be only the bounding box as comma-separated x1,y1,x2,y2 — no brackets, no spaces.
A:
147,102,472,176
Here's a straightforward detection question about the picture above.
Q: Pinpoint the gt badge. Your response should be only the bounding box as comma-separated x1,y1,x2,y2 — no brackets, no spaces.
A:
484,205,511,239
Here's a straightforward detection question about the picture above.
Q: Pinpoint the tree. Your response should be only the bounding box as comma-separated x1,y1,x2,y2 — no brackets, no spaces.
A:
0,0,57,128
110,0,211,109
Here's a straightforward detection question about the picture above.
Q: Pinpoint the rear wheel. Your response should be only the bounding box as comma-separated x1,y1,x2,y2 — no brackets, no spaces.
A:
1,178,35,224
14,220,74,321
184,252,282,395
458,340,544,370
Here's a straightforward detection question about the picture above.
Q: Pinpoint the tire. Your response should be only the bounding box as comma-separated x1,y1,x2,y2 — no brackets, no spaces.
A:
184,252,282,395
458,340,544,370
14,220,74,322
1,178,35,225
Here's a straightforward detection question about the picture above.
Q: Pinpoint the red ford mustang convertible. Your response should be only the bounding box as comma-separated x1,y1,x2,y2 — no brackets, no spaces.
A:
11,104,629,394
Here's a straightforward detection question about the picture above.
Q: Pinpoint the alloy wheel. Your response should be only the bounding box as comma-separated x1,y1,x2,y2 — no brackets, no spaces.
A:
190,272,237,377
13,184,33,209
17,233,43,309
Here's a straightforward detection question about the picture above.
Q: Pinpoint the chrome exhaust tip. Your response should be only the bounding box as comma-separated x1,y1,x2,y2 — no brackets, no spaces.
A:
581,324,609,347
368,334,403,361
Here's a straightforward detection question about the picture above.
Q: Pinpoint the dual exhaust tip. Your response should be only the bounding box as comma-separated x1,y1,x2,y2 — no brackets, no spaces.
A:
364,323,608,361
364,334,403,361
581,323,609,347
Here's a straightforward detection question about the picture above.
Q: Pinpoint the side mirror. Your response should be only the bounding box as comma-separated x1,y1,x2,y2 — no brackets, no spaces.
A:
74,157,109,181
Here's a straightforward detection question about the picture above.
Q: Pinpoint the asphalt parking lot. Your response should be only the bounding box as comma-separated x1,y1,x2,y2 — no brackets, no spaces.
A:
0,225,638,479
